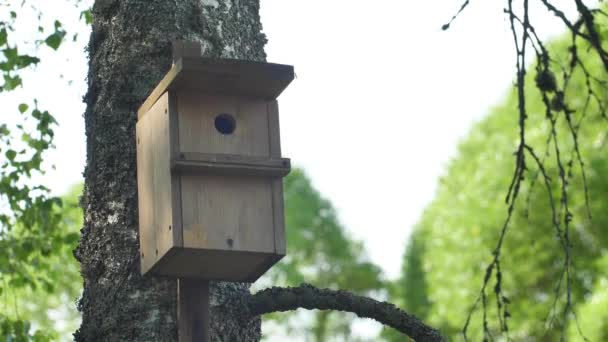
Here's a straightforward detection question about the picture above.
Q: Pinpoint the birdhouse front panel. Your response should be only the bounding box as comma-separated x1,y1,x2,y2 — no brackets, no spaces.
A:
136,57,293,282
177,92,271,157
180,175,275,252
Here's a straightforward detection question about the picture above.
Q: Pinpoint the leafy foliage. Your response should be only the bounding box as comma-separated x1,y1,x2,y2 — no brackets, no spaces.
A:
568,254,608,340
382,231,431,341
392,21,608,341
1,184,83,341
0,1,90,340
443,2,608,339
257,169,385,341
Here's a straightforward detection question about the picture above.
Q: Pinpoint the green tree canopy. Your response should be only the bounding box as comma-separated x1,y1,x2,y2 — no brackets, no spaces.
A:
257,169,385,341
391,18,608,341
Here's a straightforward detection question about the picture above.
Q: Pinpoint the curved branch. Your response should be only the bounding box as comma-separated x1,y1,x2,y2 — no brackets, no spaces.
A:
246,284,444,342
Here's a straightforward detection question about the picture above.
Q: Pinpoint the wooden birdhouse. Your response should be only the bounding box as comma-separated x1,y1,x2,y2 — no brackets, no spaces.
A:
136,51,294,282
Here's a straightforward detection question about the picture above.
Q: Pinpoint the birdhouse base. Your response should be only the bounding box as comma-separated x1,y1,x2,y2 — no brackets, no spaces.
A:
148,247,284,282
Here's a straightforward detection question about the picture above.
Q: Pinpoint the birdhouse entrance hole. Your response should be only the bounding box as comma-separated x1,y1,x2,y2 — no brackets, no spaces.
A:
214,113,236,135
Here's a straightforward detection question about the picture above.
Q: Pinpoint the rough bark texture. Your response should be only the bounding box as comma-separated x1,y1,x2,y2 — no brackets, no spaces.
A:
245,284,445,342
74,0,266,340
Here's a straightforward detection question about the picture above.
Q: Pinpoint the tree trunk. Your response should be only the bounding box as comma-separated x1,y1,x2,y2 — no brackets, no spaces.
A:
74,0,267,340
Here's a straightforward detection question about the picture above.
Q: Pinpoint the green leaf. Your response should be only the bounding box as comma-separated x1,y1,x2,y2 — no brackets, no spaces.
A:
0,124,9,135
3,74,22,90
44,34,62,50
80,10,93,25
3,46,18,60
44,32,65,50
0,28,7,46
18,103,28,114
5,149,16,161
16,55,40,68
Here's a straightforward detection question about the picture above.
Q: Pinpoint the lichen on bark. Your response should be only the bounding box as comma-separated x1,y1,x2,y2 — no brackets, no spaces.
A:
74,1,267,340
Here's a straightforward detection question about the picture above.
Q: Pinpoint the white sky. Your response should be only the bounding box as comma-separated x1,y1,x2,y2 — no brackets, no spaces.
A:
0,0,582,340
1,0,576,279
261,0,574,279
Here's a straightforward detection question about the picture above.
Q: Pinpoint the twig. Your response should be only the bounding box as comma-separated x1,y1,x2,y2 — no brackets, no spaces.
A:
442,0,472,30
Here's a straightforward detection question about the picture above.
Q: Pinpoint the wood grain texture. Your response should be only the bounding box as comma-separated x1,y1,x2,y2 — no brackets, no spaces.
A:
136,111,155,273
267,100,282,158
180,174,275,253
168,92,184,247
136,93,175,275
150,248,280,281
178,279,210,342
271,180,287,255
137,63,182,119
137,67,290,281
137,58,294,118
178,92,270,157
172,152,290,177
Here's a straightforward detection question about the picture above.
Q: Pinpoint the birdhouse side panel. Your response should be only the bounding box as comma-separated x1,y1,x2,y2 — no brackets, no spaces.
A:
180,174,275,254
177,92,271,157
136,92,177,275
266,100,282,158
271,179,286,255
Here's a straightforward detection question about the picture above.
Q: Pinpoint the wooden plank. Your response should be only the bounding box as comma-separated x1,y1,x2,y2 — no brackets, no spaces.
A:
172,152,290,177
180,175,275,253
178,93,270,157
137,62,182,119
151,94,175,263
136,111,156,274
176,58,294,99
154,248,279,281
178,279,210,342
271,180,287,255
172,41,203,64
267,100,287,255
266,100,282,158
137,58,294,119
169,92,184,247
136,93,175,275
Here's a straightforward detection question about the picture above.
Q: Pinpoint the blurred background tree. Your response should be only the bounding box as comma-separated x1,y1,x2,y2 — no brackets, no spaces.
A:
387,17,608,341
256,169,385,341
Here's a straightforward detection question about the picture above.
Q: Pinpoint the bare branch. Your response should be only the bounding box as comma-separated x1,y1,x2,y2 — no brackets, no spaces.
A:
574,0,608,71
452,0,606,339
246,284,445,342
442,0,471,30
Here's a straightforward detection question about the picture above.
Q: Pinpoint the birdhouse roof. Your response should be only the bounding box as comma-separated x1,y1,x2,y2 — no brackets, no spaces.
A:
138,57,294,119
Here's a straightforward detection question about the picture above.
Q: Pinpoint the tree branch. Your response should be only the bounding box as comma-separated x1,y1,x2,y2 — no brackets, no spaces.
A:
245,284,444,342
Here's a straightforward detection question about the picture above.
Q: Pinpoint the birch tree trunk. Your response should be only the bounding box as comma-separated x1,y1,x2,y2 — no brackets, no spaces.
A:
74,1,267,340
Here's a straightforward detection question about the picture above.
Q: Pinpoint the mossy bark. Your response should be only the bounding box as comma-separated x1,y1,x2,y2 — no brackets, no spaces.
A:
74,0,267,340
